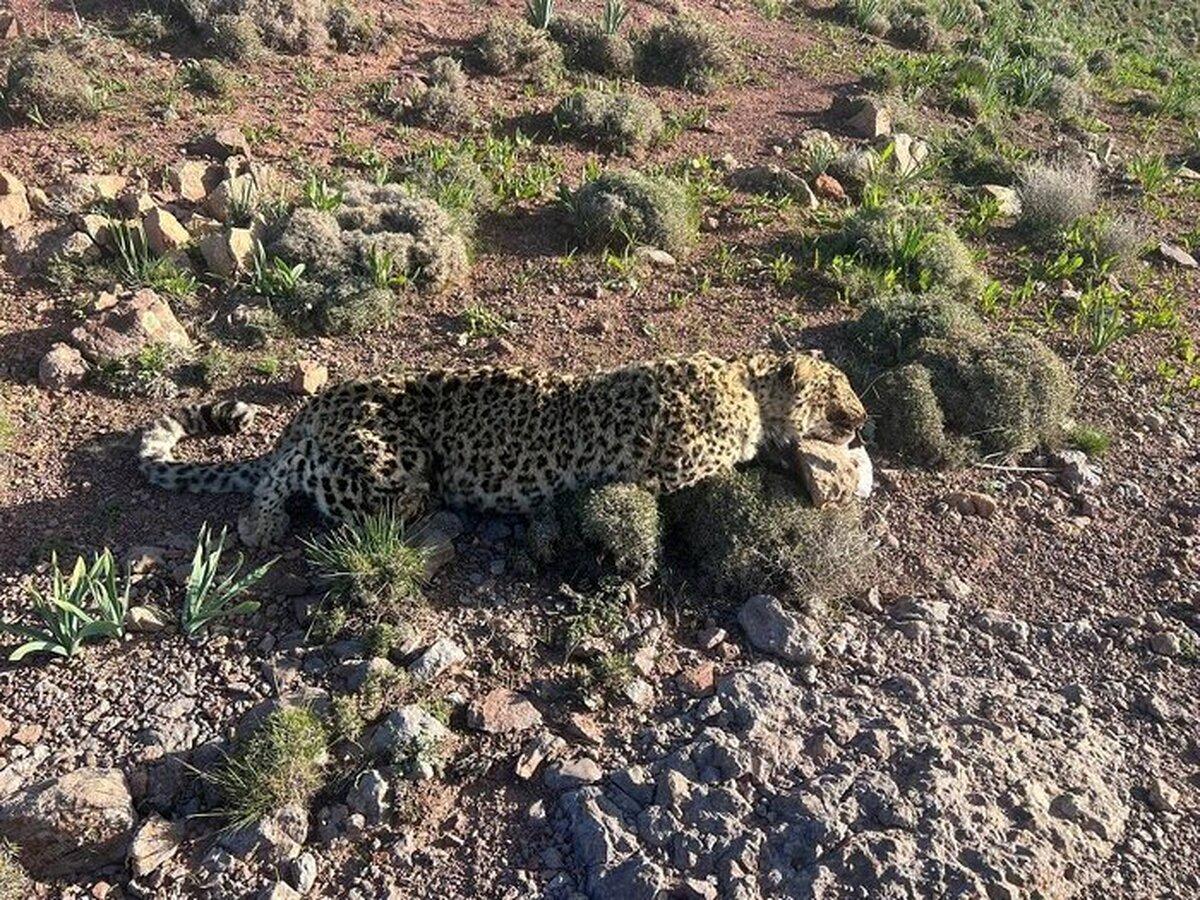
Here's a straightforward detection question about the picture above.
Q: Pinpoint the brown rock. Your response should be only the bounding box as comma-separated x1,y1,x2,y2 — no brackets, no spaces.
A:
52,173,128,208
191,126,250,160
839,96,892,138
677,661,715,697
0,9,18,40
795,440,866,508
0,767,136,879
55,230,100,261
165,160,223,203
288,360,329,395
38,342,88,391
0,168,31,230
515,732,566,780
79,213,113,249
198,226,255,277
128,814,182,876
946,490,998,519
1158,242,1198,269
813,172,846,202
70,288,191,363
565,713,604,745
142,207,190,256
117,188,157,217
206,174,258,222
466,688,543,734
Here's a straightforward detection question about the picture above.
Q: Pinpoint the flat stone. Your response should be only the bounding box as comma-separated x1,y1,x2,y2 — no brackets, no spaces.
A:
946,489,998,518
407,637,466,682
128,814,182,877
737,594,824,665
795,439,872,507
289,360,328,395
544,757,603,792
0,168,31,229
69,288,191,363
1158,242,1198,268
143,207,190,255
0,767,136,879
466,688,543,734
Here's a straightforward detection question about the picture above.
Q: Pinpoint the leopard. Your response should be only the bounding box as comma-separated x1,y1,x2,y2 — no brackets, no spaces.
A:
138,350,867,547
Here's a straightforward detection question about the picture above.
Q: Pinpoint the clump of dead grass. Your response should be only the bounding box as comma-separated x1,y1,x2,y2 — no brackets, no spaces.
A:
553,89,663,153
3,47,98,123
568,169,697,256
474,18,563,80
549,13,635,76
1017,159,1098,235
636,14,734,94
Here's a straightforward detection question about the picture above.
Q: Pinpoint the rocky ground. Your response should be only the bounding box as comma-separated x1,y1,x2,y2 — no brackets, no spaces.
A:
1,0,1199,898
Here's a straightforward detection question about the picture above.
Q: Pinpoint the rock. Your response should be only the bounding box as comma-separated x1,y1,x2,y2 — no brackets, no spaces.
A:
142,207,190,256
0,767,136,878
622,677,655,707
259,882,301,900
286,851,319,894
55,230,101,261
634,246,676,268
813,172,847,202
69,288,191,363
838,96,891,138
677,661,715,697
1158,241,1198,268
288,360,328,396
515,732,567,780
590,853,663,899
191,127,250,160
346,769,388,824
206,174,257,222
795,439,872,507
731,164,817,207
982,184,1021,216
1148,632,1180,656
408,637,466,682
222,804,308,863
1054,449,1101,493
0,168,31,230
1147,777,1179,812
38,342,87,391
165,160,223,202
945,489,998,518
466,688,543,734
128,814,182,877
117,187,156,216
79,213,113,248
737,594,824,665
367,706,449,762
50,173,129,209
198,226,255,277
0,9,17,39
888,132,929,176
127,605,171,632
544,757,603,792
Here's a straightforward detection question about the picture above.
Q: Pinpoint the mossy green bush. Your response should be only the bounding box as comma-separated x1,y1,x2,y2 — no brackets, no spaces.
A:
663,468,874,604
553,89,663,153
548,14,635,76
636,14,733,94
577,483,662,583
209,13,264,60
3,48,97,123
265,181,470,332
475,18,563,79
569,170,698,256
848,293,1075,465
831,202,984,301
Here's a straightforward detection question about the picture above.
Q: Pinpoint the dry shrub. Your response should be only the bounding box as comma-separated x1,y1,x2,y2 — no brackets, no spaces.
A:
474,18,562,80
548,14,635,76
1017,159,1098,235
849,293,1075,465
266,181,470,332
636,14,734,94
569,169,697,256
209,13,264,60
181,0,329,54
409,56,476,131
3,48,97,122
576,483,662,583
553,89,663,153
663,468,874,605
327,0,379,53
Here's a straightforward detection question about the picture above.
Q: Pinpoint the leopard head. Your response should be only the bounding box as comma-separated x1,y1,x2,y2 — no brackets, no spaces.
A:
745,351,867,448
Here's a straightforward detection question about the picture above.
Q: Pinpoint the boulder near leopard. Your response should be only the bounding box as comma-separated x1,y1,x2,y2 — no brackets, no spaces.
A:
138,351,867,547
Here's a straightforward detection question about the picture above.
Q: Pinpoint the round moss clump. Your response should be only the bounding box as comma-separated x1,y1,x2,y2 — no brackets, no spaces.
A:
636,15,734,94
553,90,663,153
4,48,97,123
548,14,635,76
209,13,264,60
848,294,1076,466
409,56,476,131
834,203,984,301
475,18,563,79
570,170,697,256
577,483,662,584
663,468,874,605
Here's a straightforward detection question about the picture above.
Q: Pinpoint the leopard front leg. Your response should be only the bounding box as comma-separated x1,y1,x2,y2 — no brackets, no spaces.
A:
238,452,298,547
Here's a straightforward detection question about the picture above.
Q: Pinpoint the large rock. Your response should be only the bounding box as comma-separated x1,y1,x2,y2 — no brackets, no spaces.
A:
367,706,449,763
737,594,824,664
198,226,255,277
0,767,136,878
837,96,891,138
128,813,182,876
165,159,223,202
795,439,872,507
142,207,190,256
407,637,466,682
206,174,258,222
69,288,191,363
0,168,31,230
38,342,88,391
466,688,543,734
